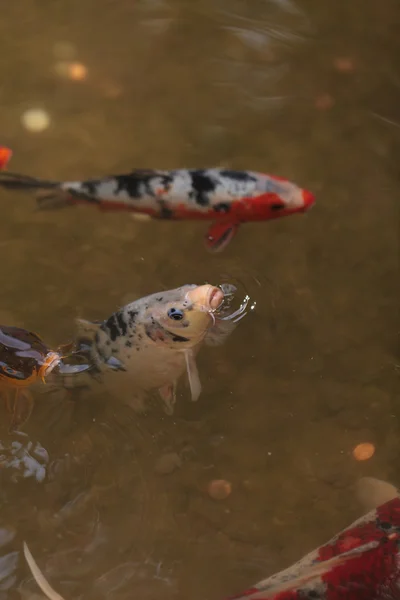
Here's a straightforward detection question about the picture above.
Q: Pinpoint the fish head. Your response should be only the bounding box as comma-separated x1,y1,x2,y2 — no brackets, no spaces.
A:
143,284,224,349
242,175,315,221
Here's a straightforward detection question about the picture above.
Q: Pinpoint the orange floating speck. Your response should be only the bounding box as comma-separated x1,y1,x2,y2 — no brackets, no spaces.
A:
68,62,88,81
352,442,375,461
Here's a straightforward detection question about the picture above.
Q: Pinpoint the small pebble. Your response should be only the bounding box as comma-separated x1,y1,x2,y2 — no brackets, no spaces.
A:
21,109,50,133
68,62,88,81
54,61,87,81
207,479,232,500
352,442,375,461
314,93,335,111
154,452,182,475
333,57,355,73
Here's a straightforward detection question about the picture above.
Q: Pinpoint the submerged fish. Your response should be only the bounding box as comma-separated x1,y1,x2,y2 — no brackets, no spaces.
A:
0,326,89,431
54,283,248,415
228,477,400,599
0,168,315,251
22,478,400,600
0,146,12,170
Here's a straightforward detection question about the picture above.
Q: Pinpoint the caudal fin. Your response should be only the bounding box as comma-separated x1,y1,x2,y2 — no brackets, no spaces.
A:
0,171,73,209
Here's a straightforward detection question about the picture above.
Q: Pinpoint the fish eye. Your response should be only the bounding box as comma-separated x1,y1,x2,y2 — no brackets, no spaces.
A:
167,308,184,321
5,366,17,375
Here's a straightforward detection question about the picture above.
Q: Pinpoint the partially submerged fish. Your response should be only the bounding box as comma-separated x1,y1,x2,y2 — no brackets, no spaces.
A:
228,477,400,599
0,326,89,431
0,168,315,251
55,283,248,414
22,478,400,600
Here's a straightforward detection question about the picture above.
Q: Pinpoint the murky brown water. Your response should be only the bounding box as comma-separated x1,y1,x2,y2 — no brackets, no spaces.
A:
0,0,398,598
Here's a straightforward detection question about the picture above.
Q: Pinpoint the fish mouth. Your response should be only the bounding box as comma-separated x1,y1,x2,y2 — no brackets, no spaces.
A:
186,284,224,312
300,189,315,211
208,286,224,311
215,283,252,323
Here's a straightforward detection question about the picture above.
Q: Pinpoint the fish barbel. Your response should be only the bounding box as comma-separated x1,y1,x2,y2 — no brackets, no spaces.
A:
0,167,315,251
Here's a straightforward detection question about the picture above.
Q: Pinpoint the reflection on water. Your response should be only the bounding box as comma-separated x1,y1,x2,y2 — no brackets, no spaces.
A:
0,0,398,598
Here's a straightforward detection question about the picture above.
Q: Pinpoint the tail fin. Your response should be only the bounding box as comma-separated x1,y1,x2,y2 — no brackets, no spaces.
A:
0,172,72,210
0,171,58,191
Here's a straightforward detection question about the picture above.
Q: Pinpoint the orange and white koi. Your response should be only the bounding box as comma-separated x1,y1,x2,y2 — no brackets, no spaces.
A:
0,168,315,251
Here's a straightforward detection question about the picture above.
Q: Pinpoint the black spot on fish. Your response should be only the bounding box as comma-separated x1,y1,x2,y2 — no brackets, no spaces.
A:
214,203,231,213
125,340,133,348
156,296,163,302
378,520,393,531
270,203,284,211
104,315,120,342
190,170,215,206
137,334,142,340
171,334,190,343
116,311,128,337
81,181,102,200
219,170,256,182
95,332,100,345
111,348,118,354
115,174,148,198
106,340,111,346
127,310,138,325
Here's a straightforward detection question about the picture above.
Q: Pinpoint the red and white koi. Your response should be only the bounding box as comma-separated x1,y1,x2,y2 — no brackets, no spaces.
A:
22,478,400,600
0,167,315,251
228,477,400,600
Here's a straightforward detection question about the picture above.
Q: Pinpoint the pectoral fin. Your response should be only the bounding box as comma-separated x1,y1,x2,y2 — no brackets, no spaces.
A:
204,221,239,253
158,382,177,415
184,349,202,402
75,318,102,341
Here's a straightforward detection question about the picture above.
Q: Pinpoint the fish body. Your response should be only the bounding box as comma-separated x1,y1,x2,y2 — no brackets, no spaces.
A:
228,486,400,599
0,168,315,251
0,325,89,430
61,283,247,414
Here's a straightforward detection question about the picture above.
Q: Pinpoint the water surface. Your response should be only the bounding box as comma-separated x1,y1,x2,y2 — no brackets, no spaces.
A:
0,1,398,598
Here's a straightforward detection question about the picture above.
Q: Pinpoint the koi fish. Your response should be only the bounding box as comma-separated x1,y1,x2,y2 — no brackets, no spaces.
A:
0,146,12,170
0,168,315,251
21,478,400,600
0,325,89,431
228,477,400,599
52,283,249,415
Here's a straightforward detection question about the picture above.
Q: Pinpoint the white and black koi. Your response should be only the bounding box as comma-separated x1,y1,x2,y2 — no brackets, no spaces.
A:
52,283,249,415
0,168,315,251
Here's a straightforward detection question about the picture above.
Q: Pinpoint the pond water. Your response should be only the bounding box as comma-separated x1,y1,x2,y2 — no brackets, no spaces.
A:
0,0,398,598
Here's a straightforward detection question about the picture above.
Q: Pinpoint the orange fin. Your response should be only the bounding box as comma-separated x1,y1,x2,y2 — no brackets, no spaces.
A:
204,221,239,253
0,146,12,170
